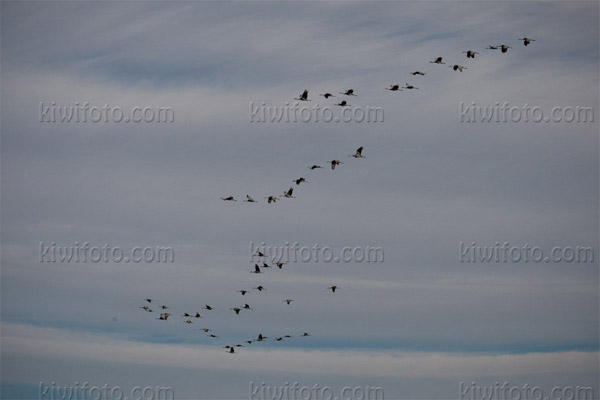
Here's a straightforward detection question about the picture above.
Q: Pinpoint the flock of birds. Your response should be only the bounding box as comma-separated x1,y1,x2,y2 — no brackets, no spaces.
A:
220,145,364,204
140,36,536,354
139,251,337,353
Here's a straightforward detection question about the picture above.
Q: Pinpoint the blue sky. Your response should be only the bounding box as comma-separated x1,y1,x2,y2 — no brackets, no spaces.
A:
1,1,598,399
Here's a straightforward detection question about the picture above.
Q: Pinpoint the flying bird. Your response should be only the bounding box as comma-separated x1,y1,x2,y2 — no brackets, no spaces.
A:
411,71,426,76
328,285,338,293
518,37,535,46
349,146,365,158
309,165,322,170
386,84,401,91
295,89,310,101
430,57,445,64
251,264,262,274
157,313,170,320
237,290,248,296
194,312,202,318
265,195,279,204
402,83,418,90
302,332,311,337
330,160,343,170
319,93,335,98
220,196,236,201
254,285,265,292
244,195,257,203
203,305,213,310
340,89,357,96
145,298,152,303
450,64,467,72
276,262,286,269
283,299,295,305
463,50,479,58
486,45,499,50
231,307,241,315
335,100,349,107
243,304,253,310
281,187,295,198
499,45,512,53
294,177,307,185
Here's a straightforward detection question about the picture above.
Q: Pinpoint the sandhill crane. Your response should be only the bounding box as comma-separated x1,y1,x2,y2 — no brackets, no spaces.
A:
335,100,349,107
309,165,322,170
450,64,467,72
246,340,254,344
302,332,311,337
203,305,213,310
281,187,295,198
157,313,170,320
208,334,218,338
275,337,283,341
284,335,292,338
255,251,265,257
182,312,191,317
386,84,401,91
262,262,271,268
254,285,265,291
243,304,252,310
257,333,267,341
330,160,343,170
463,50,479,58
184,320,193,324
265,195,278,204
194,312,202,318
251,264,262,274
486,45,499,50
227,347,235,354
328,285,338,293
295,89,310,101
430,57,445,64
294,177,306,185
340,89,356,96
518,37,535,46
402,83,418,90
200,328,211,332
160,305,169,309
320,93,335,98
220,196,236,201
244,195,257,203
499,45,512,53
411,71,426,76
283,299,295,305
140,306,150,311
231,307,241,315
276,261,286,269
349,146,365,158
145,298,152,303
237,290,248,296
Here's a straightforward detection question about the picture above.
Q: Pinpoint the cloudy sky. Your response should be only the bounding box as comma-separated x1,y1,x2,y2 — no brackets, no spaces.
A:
1,1,598,399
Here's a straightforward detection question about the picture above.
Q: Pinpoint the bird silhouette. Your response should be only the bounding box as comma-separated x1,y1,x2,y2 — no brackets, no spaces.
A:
349,146,365,158
295,89,310,101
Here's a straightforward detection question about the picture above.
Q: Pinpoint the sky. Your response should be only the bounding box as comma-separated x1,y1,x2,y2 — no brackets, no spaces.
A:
1,1,599,399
